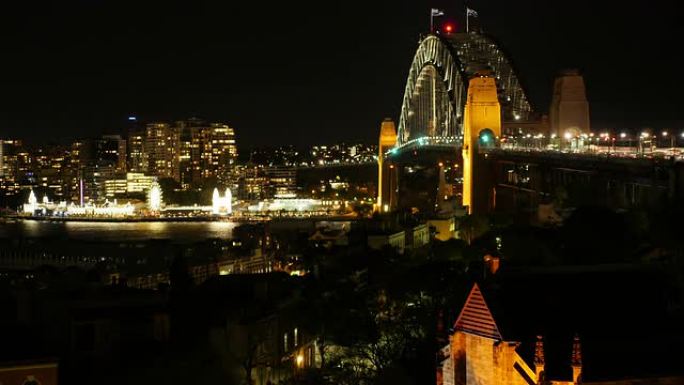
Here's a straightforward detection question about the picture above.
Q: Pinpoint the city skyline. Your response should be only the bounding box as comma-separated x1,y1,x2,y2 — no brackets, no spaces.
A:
1,1,683,147
4,4,684,385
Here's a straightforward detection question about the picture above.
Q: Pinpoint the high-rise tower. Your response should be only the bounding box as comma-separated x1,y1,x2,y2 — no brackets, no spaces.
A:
145,123,180,181
376,118,397,213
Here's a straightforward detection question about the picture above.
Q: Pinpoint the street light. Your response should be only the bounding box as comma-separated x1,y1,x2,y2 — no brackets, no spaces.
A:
663,131,674,154
639,132,653,155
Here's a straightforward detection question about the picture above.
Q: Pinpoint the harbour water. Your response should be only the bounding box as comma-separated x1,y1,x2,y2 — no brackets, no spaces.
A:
0,218,237,242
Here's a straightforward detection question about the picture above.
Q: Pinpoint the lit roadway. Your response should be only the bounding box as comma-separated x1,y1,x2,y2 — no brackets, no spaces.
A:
388,134,684,162
497,144,684,161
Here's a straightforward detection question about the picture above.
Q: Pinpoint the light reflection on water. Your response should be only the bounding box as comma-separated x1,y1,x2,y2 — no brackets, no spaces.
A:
0,219,236,242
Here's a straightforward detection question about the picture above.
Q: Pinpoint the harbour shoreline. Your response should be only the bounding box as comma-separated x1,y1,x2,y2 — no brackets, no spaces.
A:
2,215,256,223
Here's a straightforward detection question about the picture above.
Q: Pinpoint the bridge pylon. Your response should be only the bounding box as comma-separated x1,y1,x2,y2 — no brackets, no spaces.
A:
376,118,398,213
462,72,501,214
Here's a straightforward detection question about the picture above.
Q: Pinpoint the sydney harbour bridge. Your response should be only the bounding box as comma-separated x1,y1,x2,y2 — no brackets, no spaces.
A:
377,29,684,217
397,33,531,149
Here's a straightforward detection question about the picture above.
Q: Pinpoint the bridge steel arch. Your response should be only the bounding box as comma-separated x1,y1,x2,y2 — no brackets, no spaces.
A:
397,33,533,147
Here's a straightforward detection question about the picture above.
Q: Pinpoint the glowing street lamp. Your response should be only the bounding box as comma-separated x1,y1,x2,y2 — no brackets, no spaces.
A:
638,132,653,154
662,131,674,152
620,132,627,139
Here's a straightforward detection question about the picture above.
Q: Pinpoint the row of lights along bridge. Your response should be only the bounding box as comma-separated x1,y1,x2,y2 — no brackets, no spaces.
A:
499,130,684,154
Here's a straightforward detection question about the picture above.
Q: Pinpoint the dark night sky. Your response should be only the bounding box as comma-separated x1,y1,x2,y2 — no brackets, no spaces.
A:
1,0,682,147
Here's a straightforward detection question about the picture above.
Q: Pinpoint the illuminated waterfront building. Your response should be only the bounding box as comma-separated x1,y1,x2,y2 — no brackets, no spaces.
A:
246,198,342,215
237,165,267,200
16,146,31,184
104,135,127,173
127,130,148,173
175,119,238,188
0,140,21,176
0,140,29,189
145,122,180,181
212,187,232,215
177,120,198,189
77,135,127,173
104,178,128,198
63,136,129,203
148,181,163,211
23,189,38,213
82,166,117,203
66,140,82,203
103,172,156,198
31,145,69,199
22,189,135,217
0,140,23,196
265,166,297,198
126,172,156,193
200,123,237,183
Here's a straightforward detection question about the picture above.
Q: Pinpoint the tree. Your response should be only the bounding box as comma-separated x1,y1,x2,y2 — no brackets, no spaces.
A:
458,214,489,245
159,177,181,204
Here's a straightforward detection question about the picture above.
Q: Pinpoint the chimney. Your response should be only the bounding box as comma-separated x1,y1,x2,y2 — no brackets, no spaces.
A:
571,334,583,384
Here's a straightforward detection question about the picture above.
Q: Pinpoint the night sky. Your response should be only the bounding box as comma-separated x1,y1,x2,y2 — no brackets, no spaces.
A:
1,0,682,147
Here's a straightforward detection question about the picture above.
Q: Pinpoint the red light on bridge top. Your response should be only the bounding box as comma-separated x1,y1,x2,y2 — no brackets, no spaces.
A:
444,24,454,33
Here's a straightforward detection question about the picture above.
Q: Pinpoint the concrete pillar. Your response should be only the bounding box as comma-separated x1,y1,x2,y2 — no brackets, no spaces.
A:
377,118,398,213
550,69,590,139
462,71,501,214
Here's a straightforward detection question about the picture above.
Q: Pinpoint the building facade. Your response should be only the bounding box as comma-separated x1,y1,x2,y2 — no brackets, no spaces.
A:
265,167,297,198
439,284,580,385
145,123,180,181
176,119,238,188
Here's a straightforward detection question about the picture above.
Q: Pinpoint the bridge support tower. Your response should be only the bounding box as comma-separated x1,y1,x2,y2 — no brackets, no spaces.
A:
462,73,501,214
550,69,590,138
376,118,398,213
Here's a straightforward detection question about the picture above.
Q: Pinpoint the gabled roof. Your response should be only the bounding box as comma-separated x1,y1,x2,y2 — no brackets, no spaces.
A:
473,265,684,381
454,283,502,340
